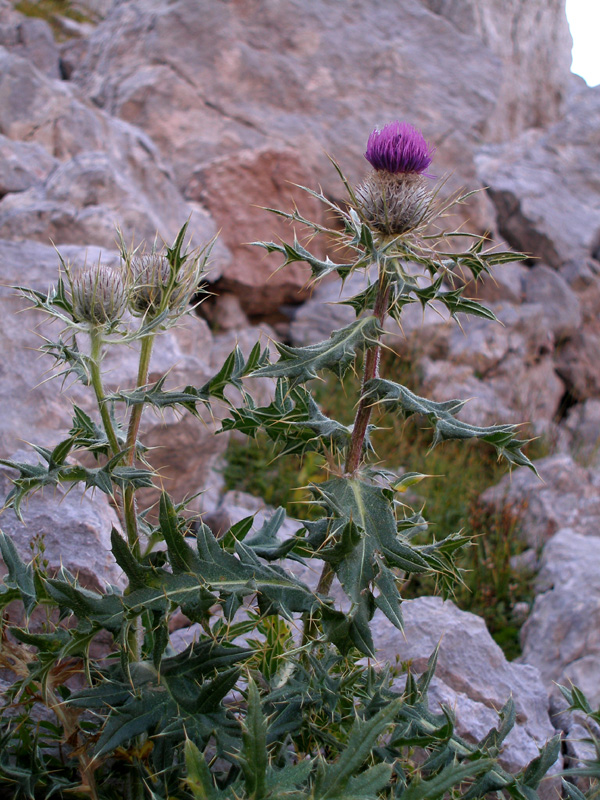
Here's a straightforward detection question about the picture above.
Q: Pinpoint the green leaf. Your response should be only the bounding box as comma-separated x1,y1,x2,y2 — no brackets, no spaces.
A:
521,735,561,789
239,679,268,800
400,759,494,800
109,375,208,416
252,316,379,384
373,559,403,632
313,698,403,799
158,491,203,574
364,378,537,473
0,531,36,615
185,739,218,800
252,238,354,282
94,689,170,758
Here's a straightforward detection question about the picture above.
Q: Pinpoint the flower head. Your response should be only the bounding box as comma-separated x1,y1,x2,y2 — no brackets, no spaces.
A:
365,121,434,175
129,252,200,317
71,264,127,325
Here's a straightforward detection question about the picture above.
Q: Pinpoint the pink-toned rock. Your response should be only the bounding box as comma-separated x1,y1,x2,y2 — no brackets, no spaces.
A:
189,148,321,316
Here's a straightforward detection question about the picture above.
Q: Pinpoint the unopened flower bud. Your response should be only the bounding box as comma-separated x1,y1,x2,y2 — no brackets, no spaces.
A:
129,252,197,316
357,121,435,236
71,264,127,325
129,253,172,315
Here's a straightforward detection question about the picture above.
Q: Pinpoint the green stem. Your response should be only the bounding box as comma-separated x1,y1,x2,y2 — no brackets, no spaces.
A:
313,272,390,601
89,328,120,458
122,334,155,560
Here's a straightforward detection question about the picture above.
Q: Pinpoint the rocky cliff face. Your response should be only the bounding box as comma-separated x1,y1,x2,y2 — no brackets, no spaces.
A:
0,0,599,775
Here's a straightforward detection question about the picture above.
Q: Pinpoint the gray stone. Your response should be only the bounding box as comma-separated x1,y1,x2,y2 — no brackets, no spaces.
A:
0,134,57,196
372,597,560,780
0,16,61,79
0,48,226,255
68,0,572,275
477,85,600,272
520,529,600,707
563,399,600,466
481,454,600,549
0,454,124,591
522,265,582,340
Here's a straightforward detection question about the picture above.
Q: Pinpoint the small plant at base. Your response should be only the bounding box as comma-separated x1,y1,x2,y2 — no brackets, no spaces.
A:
0,127,559,799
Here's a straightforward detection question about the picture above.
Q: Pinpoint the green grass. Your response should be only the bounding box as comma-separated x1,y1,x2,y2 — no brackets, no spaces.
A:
15,0,93,38
223,350,543,659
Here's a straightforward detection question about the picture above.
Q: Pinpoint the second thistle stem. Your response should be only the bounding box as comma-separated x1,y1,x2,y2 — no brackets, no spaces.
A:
122,334,155,560
89,328,120,458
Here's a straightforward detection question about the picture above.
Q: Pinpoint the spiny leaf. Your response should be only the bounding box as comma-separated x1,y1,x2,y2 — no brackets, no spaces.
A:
364,378,537,473
0,531,36,615
252,238,354,281
252,316,379,384
239,679,268,800
185,739,218,800
399,758,494,800
313,698,403,799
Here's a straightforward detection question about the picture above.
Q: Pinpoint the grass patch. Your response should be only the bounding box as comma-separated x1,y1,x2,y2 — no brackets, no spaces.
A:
223,350,543,659
14,0,93,38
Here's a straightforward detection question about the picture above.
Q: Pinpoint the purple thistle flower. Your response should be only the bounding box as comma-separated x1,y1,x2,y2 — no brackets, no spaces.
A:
365,121,434,174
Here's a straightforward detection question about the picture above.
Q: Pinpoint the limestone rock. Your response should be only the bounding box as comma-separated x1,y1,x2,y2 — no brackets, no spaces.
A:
0,134,57,196
522,264,582,340
0,455,124,591
563,399,600,465
70,0,571,247
0,14,60,79
0,48,225,253
481,454,600,549
477,84,600,273
520,530,600,706
372,597,560,780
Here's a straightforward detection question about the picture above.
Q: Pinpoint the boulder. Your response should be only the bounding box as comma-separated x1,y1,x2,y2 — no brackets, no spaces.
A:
481,454,600,549
0,133,57,196
373,597,560,782
477,84,600,273
189,147,321,316
0,13,60,79
520,530,600,707
0,454,124,591
0,48,225,253
67,0,572,275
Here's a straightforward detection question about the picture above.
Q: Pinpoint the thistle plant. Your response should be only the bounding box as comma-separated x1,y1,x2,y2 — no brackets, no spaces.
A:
0,124,559,800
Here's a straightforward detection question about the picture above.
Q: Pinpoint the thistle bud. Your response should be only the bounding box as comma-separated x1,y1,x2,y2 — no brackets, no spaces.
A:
71,264,127,325
129,253,194,316
357,121,435,236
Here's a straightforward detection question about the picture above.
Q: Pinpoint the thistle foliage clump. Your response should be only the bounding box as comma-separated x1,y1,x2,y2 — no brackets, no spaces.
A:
0,129,560,800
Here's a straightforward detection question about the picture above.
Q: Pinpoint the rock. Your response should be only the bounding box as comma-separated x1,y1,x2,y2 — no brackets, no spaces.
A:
188,147,321,317
71,0,571,245
0,15,61,79
481,454,600,549
372,597,560,781
563,399,600,466
420,0,571,139
520,530,600,707
522,265,582,340
0,454,124,591
477,85,600,272
0,48,225,252
0,134,57,196
555,328,600,403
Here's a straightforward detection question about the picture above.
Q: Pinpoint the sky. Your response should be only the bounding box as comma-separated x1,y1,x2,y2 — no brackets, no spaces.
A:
566,0,600,86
